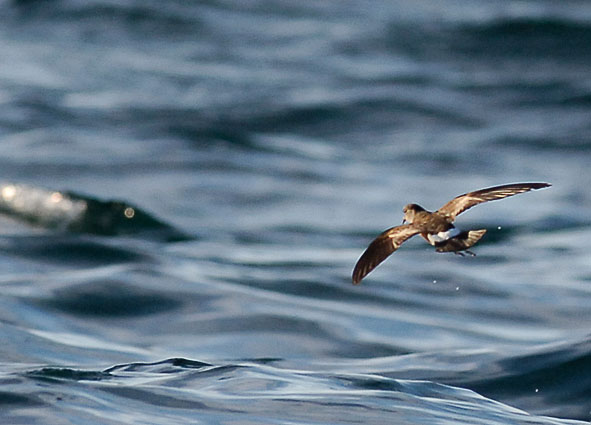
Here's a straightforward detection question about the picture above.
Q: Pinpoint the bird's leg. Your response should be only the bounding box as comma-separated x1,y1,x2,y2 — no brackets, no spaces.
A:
465,250,476,256
454,251,465,257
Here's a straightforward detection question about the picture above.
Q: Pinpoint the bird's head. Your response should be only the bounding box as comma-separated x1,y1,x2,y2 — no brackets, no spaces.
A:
402,203,424,224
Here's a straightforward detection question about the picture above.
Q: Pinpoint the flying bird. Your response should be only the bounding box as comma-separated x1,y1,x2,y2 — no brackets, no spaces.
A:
352,182,551,284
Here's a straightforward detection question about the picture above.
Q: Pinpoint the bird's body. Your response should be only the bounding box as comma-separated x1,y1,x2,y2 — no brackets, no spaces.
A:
427,227,461,244
401,204,485,254
352,182,551,284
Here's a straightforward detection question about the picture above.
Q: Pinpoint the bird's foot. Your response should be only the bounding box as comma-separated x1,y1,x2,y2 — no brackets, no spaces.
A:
454,250,476,257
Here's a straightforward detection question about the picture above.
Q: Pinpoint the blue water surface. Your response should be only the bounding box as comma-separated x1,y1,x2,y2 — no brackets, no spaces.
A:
1,1,591,424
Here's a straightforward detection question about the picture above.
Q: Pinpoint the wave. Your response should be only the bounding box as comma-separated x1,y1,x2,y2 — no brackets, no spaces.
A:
0,183,188,241
331,337,591,422
452,17,591,61
459,338,591,420
12,357,586,425
33,278,183,317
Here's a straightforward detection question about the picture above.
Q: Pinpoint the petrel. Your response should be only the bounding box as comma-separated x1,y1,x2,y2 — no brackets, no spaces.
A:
352,182,551,284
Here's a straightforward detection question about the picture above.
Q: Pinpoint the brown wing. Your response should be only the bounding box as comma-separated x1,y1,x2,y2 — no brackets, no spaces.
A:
436,182,551,221
352,224,420,285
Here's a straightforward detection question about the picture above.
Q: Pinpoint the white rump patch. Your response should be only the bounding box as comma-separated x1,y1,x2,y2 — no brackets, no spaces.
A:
427,227,461,244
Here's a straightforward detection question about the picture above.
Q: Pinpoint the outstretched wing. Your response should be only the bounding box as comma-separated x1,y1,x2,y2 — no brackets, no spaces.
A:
436,182,551,221
352,224,420,285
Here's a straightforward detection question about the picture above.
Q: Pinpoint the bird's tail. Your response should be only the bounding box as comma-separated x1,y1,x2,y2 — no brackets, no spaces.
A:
435,229,486,253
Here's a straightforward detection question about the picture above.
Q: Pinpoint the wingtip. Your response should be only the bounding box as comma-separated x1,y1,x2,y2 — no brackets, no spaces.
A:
531,182,551,189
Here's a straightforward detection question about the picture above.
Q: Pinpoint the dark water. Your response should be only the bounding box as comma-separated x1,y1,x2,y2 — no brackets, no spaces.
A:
1,1,590,424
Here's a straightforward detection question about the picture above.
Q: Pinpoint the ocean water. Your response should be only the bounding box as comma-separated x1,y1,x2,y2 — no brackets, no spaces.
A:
0,0,590,424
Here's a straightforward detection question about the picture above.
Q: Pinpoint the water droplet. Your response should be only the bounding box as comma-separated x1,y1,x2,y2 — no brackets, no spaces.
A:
124,207,135,219
432,280,437,284
50,192,63,203
535,388,539,393
497,226,502,230
455,286,460,291
1,185,16,200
